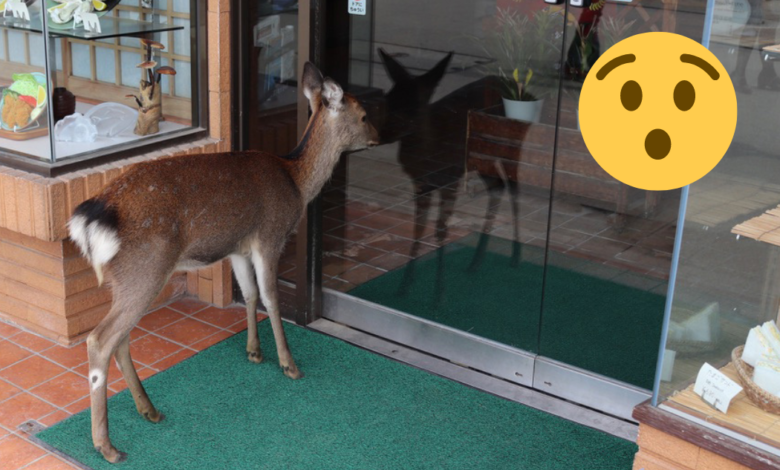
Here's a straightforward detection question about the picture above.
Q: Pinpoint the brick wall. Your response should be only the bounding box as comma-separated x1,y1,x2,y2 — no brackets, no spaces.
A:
633,425,753,470
0,0,236,343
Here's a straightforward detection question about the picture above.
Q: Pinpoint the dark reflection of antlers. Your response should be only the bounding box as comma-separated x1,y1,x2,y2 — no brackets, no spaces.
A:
376,49,524,307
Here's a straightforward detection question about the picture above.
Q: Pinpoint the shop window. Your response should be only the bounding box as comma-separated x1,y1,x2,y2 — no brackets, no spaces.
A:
0,0,206,173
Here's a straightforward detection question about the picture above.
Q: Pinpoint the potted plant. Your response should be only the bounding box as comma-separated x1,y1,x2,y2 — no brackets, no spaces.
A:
474,7,564,123
566,15,635,130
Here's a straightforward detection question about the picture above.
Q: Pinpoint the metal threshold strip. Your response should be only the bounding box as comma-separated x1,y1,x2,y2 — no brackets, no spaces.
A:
322,289,651,423
308,317,639,443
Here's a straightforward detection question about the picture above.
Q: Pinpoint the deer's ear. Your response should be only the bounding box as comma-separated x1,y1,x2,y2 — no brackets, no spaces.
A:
322,78,344,112
379,48,412,84
302,62,324,111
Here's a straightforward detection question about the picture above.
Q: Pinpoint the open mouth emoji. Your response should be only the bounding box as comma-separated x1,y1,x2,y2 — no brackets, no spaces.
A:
579,32,737,191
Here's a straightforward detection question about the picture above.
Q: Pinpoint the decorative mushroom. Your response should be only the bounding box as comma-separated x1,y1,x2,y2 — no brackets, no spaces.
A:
130,37,175,136
155,66,177,84
137,60,158,85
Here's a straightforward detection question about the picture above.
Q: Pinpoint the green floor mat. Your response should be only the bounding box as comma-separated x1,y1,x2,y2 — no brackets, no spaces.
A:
349,235,666,389
37,323,637,470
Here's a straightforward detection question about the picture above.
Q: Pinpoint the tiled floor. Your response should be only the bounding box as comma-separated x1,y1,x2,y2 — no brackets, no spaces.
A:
0,298,263,470
278,140,679,295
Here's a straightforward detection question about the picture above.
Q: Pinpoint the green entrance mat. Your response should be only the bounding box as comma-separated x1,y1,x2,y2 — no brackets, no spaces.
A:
349,235,666,390
36,323,636,469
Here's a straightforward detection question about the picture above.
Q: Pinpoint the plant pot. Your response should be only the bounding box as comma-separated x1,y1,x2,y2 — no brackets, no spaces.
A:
502,98,544,123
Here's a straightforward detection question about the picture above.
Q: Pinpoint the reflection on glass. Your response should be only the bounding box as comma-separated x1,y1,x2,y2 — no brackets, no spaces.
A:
321,0,715,390
324,0,562,351
241,1,299,283
537,1,701,390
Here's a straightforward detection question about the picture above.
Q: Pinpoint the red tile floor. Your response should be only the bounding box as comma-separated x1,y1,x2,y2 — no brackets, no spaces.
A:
0,297,263,470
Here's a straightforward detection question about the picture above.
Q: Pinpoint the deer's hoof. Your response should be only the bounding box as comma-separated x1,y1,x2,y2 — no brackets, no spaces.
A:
143,409,164,423
95,445,128,463
247,351,264,364
283,365,304,380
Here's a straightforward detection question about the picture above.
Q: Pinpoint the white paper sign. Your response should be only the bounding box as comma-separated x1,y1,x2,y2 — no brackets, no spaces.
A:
5,0,30,21
348,0,366,15
80,12,102,33
693,363,743,413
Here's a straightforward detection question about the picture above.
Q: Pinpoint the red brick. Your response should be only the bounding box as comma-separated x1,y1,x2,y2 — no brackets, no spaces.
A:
1,172,18,232
30,372,90,408
0,393,56,429
0,356,66,389
0,434,47,469
14,177,33,236
157,318,219,346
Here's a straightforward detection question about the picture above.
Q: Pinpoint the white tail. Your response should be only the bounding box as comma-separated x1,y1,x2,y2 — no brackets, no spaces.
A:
69,62,379,464
67,200,121,286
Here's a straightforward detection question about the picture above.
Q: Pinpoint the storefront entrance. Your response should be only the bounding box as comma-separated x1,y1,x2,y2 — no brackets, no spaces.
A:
237,0,702,420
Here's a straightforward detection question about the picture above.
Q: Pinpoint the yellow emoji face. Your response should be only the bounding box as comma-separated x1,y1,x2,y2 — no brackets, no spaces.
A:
579,32,737,191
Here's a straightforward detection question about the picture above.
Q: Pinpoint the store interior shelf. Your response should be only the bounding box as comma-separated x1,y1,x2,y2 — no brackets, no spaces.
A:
0,12,182,40
0,100,189,161
665,361,780,451
732,205,780,247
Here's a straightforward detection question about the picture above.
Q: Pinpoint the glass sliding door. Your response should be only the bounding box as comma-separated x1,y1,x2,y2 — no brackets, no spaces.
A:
319,0,563,383
311,0,704,418
538,1,706,395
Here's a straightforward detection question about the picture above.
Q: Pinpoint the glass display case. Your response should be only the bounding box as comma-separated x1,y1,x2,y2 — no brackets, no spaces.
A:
651,0,780,458
0,0,205,172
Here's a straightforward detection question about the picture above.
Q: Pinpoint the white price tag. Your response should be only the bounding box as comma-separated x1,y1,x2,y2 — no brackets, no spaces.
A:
348,0,366,16
80,12,102,33
693,363,743,413
5,0,30,21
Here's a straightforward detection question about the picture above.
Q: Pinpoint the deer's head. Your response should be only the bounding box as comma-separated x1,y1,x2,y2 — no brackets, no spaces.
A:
379,48,453,116
302,62,380,152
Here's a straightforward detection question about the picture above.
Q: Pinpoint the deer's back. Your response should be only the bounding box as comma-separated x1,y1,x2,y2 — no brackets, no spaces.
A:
101,151,303,265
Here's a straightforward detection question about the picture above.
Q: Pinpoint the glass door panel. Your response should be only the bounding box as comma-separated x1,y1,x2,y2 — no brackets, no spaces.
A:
540,1,706,390
321,0,566,353
237,0,300,284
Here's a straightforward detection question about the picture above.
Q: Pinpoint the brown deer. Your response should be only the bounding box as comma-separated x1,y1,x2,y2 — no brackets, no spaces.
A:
374,49,514,303
67,62,378,463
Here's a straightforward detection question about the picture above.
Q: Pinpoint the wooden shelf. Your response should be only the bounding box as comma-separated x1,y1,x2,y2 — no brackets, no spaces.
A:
666,361,780,449
732,205,780,247
0,11,182,41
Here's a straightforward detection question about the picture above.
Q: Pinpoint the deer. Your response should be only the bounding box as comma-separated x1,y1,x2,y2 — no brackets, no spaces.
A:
374,49,517,303
67,62,379,463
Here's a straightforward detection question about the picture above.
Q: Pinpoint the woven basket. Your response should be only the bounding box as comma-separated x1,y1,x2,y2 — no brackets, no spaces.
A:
732,345,780,415
668,339,719,356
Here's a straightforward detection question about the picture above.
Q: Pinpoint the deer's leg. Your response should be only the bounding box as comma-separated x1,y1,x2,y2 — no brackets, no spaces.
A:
507,178,522,267
87,265,170,463
251,247,302,380
114,335,163,423
434,185,457,305
398,185,434,296
436,185,458,245
468,177,505,273
230,254,262,363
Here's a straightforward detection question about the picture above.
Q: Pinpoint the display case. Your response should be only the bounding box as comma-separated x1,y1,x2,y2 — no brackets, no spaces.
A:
0,0,206,174
644,2,780,465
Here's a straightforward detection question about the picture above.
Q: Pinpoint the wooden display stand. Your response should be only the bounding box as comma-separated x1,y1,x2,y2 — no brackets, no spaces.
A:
732,205,780,325
667,361,780,447
466,105,660,223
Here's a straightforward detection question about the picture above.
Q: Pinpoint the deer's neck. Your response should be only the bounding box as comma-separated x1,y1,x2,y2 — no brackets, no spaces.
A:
285,114,344,205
